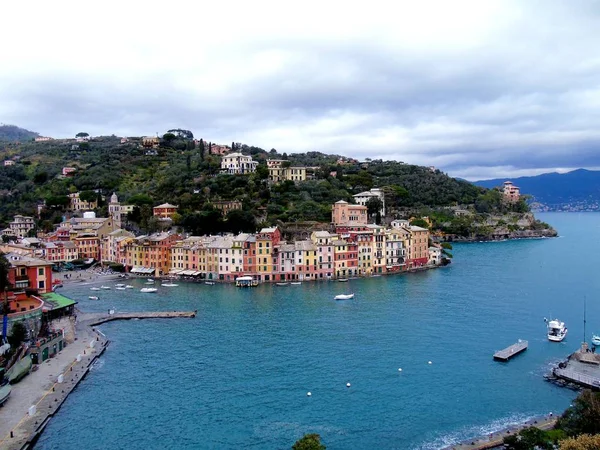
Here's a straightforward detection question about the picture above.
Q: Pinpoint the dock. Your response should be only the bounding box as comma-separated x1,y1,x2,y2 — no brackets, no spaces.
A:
80,311,196,326
493,340,528,361
547,345,600,390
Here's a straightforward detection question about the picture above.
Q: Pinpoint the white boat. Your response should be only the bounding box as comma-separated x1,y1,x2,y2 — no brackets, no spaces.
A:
205,282,215,285
147,279,155,283
140,288,158,293
592,334,600,346
546,318,567,342
161,283,178,287
145,281,155,285
290,282,302,285
275,282,289,286
338,278,349,282
125,285,134,289
115,283,125,287
101,286,111,290
335,293,354,300
115,287,126,290
88,296,99,300
90,287,101,291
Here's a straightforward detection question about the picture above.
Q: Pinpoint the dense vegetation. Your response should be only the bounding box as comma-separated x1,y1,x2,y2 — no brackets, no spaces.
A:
0,124,39,142
0,131,539,236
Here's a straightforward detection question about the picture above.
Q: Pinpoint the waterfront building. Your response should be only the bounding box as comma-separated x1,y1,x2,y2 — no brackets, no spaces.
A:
5,252,53,293
242,235,257,276
333,238,358,278
59,214,116,240
354,231,374,276
68,192,98,211
503,181,521,203
255,227,281,281
311,231,335,279
153,203,179,220
220,152,258,174
332,200,368,233
124,232,181,276
276,243,296,281
368,225,387,274
43,241,78,263
294,240,318,281
407,226,430,268
353,188,386,217
101,229,135,265
9,215,35,238
170,236,207,273
428,246,442,265
385,228,407,272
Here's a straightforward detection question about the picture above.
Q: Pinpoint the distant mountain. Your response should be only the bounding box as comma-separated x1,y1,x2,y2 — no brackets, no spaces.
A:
0,124,39,141
474,169,600,209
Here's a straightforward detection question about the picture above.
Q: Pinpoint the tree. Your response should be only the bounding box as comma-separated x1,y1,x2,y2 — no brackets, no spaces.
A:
79,190,98,203
560,433,600,449
256,164,269,180
9,321,27,346
75,132,89,138
292,433,326,450
557,389,600,436
199,139,205,160
410,218,429,229
225,209,257,233
503,426,561,450
163,133,176,142
366,197,383,218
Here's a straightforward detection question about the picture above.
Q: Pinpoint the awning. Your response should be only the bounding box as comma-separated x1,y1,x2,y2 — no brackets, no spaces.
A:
41,292,78,310
131,267,156,274
169,269,183,274
181,270,195,276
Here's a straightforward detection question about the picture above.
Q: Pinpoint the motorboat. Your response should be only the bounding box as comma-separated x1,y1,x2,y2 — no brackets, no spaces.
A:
125,285,134,289
140,288,158,293
205,282,215,285
115,287,126,290
0,384,11,406
592,334,600,346
275,282,289,286
89,296,99,300
338,278,349,282
101,286,111,290
115,283,125,287
147,279,155,283
290,282,302,285
335,293,354,300
161,283,178,287
546,318,567,342
90,287,101,291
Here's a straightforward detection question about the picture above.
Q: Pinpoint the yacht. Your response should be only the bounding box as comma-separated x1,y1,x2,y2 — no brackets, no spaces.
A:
546,319,567,342
101,286,111,290
161,283,178,287
592,334,600,346
335,293,354,300
125,285,134,289
140,287,158,293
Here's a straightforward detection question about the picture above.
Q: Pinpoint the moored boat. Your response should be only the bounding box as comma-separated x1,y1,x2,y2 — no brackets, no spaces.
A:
90,287,101,291
140,288,158,293
89,296,99,300
205,282,215,285
546,318,567,342
235,276,258,287
101,286,111,290
290,282,302,285
275,282,289,286
0,384,11,406
6,356,33,384
335,293,354,300
338,278,349,282
161,283,178,287
592,334,600,346
125,285,134,289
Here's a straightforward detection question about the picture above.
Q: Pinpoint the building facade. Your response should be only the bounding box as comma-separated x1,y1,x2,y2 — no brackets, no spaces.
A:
220,152,258,174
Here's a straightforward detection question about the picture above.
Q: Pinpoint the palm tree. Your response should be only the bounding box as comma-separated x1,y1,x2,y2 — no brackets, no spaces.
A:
0,252,12,344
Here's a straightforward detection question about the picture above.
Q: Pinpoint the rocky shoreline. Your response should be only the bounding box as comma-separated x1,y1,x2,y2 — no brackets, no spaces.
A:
444,229,558,243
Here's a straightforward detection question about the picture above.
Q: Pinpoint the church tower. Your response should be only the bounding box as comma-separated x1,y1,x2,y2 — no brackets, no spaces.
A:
108,192,122,229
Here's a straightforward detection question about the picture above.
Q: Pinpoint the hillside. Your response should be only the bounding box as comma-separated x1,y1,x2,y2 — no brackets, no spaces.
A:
0,124,39,142
474,169,600,211
0,132,552,239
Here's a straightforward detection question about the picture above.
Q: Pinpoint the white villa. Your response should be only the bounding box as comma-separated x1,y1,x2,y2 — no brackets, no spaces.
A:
221,153,258,175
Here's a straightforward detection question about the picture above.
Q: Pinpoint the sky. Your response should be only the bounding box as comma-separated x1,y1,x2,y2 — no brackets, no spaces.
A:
2,0,600,181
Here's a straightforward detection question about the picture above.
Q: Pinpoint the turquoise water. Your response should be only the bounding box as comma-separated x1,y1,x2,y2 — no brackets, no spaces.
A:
36,213,598,449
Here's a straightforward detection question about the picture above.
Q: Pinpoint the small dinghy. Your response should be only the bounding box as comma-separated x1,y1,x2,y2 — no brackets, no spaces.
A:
334,293,354,300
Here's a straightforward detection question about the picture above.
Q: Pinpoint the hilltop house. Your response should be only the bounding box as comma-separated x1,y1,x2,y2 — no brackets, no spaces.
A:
220,153,258,174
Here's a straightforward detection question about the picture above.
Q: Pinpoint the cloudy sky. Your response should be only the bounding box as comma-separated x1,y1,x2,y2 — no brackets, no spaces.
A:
2,0,599,180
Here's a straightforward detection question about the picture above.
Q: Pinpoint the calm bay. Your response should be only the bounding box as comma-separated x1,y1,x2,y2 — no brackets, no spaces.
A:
35,212,598,449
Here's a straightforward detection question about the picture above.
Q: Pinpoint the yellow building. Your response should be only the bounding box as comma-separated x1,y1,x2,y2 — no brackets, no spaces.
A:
267,160,308,183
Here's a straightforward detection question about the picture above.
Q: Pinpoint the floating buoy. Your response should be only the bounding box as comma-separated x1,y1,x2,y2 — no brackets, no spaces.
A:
428,361,432,365
307,392,312,397
398,368,402,372
346,382,351,388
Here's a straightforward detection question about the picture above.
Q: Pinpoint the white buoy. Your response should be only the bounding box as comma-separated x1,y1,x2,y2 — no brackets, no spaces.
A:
398,368,402,372
346,382,351,388
428,361,432,365
307,392,312,397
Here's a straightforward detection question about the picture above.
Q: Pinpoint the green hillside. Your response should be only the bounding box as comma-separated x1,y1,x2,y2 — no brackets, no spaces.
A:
0,133,529,236
0,124,39,142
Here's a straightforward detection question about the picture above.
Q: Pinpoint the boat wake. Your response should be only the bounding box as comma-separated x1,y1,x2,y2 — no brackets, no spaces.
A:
417,412,536,450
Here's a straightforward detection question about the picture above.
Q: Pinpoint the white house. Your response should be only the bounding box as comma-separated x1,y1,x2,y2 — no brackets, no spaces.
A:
353,188,386,217
220,152,258,174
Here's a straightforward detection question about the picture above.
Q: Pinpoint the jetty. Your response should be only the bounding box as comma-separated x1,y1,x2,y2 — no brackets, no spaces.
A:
82,310,197,326
493,340,528,361
547,343,600,390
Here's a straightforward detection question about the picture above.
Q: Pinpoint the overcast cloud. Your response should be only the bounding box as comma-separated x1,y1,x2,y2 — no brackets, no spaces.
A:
1,0,600,180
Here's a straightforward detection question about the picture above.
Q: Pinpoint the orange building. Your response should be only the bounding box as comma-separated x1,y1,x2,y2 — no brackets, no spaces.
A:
153,203,179,220
125,232,181,276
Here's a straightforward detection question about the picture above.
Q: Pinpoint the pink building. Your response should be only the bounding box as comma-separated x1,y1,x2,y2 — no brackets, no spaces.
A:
311,231,335,279
62,167,77,177
503,181,520,203
332,200,368,233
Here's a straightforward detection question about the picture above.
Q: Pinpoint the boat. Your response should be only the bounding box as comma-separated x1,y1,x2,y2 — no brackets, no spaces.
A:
338,278,349,282
100,286,111,290
0,384,11,406
161,283,178,287
88,296,99,300
290,282,302,285
205,282,215,285
235,276,258,287
593,334,600,346
147,279,155,283
145,281,155,285
125,285,134,289
335,293,354,300
115,283,125,287
90,287,101,291
546,318,568,342
275,282,289,286
115,287,126,290
6,356,33,384
140,288,158,293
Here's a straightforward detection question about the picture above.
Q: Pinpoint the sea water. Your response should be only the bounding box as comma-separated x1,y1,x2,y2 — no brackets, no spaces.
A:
36,213,598,449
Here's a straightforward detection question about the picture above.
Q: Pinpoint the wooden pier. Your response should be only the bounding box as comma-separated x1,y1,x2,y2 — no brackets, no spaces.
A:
493,340,528,361
82,311,196,326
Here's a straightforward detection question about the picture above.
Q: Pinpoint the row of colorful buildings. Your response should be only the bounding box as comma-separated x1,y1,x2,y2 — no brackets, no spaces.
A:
1,199,440,283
